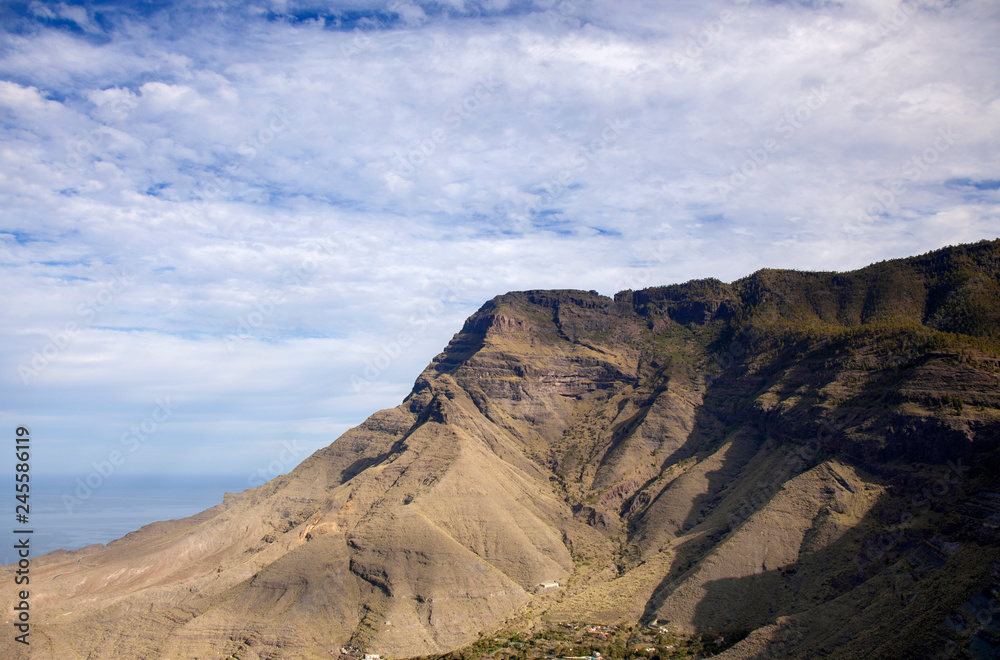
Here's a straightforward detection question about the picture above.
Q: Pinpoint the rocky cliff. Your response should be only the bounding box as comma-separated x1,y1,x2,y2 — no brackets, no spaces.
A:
4,239,1000,659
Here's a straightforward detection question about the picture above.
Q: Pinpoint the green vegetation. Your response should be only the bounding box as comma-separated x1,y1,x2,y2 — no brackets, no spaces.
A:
420,622,750,660
725,239,1000,342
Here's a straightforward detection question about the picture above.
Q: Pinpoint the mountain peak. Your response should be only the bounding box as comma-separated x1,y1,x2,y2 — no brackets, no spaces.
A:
5,240,999,659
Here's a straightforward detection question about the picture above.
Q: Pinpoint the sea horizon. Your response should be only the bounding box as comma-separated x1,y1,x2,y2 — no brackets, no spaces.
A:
4,473,255,566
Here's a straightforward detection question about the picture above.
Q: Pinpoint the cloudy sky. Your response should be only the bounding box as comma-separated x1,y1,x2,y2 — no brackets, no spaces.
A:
1,0,998,498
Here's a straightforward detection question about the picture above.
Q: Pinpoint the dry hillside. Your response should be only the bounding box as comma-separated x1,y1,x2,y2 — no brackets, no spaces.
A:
3,239,1000,659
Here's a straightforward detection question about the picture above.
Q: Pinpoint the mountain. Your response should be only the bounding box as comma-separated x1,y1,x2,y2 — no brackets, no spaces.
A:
4,239,1000,660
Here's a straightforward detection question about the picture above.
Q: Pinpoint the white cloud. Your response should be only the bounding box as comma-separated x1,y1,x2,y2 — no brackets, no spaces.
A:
0,0,997,496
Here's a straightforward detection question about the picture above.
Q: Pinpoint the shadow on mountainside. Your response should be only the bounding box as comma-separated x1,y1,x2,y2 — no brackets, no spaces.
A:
678,427,765,533
629,377,777,619
683,486,996,658
637,436,785,626
686,501,887,634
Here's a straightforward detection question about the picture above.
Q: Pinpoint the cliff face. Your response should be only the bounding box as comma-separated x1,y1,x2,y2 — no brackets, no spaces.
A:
4,240,1000,659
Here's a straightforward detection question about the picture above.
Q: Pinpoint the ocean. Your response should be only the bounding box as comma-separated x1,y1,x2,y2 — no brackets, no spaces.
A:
3,473,252,566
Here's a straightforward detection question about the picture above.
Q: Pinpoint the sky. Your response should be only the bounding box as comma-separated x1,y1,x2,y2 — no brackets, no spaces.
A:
0,0,998,508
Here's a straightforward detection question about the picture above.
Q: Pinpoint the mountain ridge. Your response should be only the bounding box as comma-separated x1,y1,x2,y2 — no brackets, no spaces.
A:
4,238,999,659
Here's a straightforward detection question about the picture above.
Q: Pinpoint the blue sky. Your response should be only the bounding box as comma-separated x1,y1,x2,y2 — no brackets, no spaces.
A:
1,0,998,494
